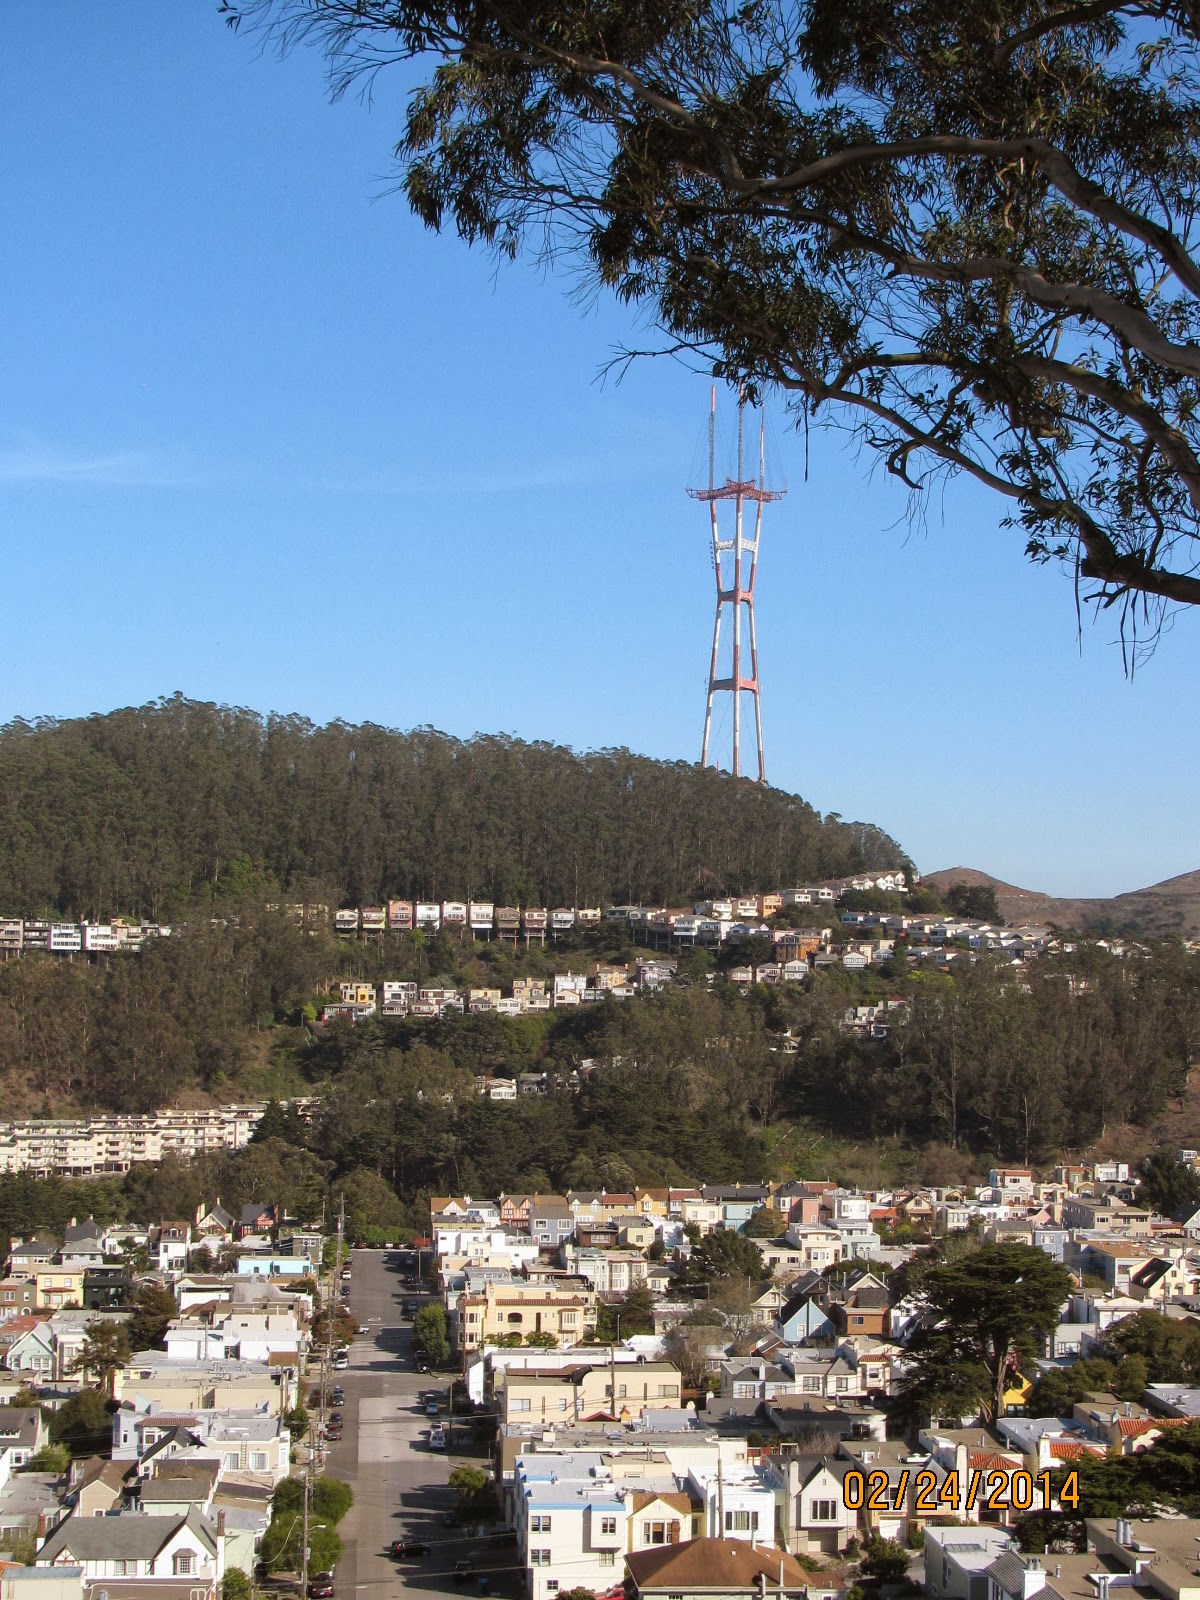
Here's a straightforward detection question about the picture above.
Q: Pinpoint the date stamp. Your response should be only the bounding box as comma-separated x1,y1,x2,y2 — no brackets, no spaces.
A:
840,1467,1080,1514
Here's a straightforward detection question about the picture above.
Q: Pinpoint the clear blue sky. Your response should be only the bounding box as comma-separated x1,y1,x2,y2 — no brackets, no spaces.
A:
2,3,1198,898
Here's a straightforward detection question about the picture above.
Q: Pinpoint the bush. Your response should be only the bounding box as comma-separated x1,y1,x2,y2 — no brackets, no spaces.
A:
27,1443,70,1475
860,1535,910,1585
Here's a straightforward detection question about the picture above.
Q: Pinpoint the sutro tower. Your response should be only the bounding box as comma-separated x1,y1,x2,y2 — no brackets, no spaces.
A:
689,386,785,783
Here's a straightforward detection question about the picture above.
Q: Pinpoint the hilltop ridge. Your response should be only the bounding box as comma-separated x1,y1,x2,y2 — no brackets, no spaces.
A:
0,697,907,919
924,864,1200,937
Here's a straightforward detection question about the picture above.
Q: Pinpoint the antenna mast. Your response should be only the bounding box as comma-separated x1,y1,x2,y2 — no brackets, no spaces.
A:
691,386,783,783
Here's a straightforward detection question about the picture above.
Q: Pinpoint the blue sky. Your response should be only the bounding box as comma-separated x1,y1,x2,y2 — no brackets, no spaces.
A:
2,4,1198,898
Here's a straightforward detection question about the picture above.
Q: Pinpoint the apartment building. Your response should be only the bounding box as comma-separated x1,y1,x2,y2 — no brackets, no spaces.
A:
0,1106,265,1178
501,1362,682,1425
456,1282,596,1353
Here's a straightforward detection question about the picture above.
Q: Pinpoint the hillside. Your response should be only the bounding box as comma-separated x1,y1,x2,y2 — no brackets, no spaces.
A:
924,865,1200,936
0,697,908,919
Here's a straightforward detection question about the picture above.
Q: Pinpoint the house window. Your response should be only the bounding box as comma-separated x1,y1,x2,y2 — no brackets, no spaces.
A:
835,1378,848,1392
617,1385,627,1399
561,1312,577,1327
530,1550,551,1566
508,1313,523,1325
724,1512,757,1532
251,1452,269,1472
547,1584,559,1594
512,1398,531,1413
802,1377,821,1392
599,1553,615,1567
658,1384,679,1398
531,1516,552,1532
851,1315,864,1325
173,1552,195,1576
644,1522,668,1545
811,1500,837,1522
601,1518,617,1535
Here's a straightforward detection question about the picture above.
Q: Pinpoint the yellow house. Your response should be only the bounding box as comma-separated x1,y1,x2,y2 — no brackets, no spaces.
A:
456,1283,596,1353
620,1221,658,1250
33,1267,84,1309
1004,1370,1033,1411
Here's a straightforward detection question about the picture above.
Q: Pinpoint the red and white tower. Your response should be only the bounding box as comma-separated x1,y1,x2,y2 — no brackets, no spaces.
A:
690,387,784,782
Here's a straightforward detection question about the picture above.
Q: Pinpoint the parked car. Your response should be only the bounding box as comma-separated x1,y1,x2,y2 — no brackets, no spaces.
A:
391,1540,430,1559
403,1300,418,1316
357,1324,369,1334
308,1581,335,1599
331,1390,345,1405
428,1425,446,1449
425,1401,440,1417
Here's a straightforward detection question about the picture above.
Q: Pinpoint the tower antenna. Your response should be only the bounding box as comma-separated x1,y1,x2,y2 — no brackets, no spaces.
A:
690,387,783,783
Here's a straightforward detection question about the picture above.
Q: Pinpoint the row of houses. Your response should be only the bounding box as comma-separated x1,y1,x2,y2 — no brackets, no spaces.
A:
0,1202,328,1600
327,874,912,942
321,961,682,1023
0,919,171,956
445,1154,1200,1600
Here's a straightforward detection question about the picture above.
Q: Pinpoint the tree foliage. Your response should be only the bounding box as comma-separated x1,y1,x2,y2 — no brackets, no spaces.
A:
127,1285,178,1353
69,1319,131,1387
686,1229,765,1285
1138,1149,1200,1216
49,1387,113,1456
900,1242,1073,1424
413,1302,451,1366
231,0,1200,646
1100,1307,1200,1382
0,699,902,919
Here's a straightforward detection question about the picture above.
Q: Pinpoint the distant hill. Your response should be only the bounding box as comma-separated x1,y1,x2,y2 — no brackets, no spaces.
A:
0,697,908,919
924,865,1200,937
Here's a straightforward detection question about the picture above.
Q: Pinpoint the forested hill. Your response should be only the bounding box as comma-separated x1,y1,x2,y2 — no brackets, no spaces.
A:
0,698,906,919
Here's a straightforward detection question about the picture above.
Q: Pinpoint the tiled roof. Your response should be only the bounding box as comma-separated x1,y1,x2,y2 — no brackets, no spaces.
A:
1116,1416,1186,1437
626,1537,811,1591
628,1490,693,1515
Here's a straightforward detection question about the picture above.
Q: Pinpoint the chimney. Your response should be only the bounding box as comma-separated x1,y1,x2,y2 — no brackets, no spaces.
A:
217,1509,226,1536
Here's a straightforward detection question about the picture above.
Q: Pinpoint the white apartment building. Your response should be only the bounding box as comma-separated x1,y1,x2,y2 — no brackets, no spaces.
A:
0,1106,266,1178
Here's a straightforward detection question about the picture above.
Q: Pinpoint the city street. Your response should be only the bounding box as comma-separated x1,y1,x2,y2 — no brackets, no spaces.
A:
317,1249,513,1600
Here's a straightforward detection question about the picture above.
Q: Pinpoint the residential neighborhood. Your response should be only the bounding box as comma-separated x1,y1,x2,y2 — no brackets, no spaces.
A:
1,1141,1198,1600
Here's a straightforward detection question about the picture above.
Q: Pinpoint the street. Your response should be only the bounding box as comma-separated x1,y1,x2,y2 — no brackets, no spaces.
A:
317,1249,514,1600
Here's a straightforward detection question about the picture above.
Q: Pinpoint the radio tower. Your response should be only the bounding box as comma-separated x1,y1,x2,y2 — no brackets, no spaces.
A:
690,386,784,782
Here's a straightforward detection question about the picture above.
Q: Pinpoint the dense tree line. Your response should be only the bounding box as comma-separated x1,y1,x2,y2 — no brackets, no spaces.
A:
0,922,1194,1175
0,697,904,918
0,913,331,1111
799,942,1200,1160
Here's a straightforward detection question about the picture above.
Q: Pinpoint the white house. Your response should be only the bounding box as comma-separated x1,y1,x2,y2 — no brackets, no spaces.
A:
36,1508,224,1582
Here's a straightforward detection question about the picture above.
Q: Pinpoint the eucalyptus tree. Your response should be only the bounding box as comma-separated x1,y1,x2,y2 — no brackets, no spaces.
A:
230,0,1200,650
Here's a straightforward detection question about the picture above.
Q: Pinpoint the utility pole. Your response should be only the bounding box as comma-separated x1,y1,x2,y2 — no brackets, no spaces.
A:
608,1312,622,1418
